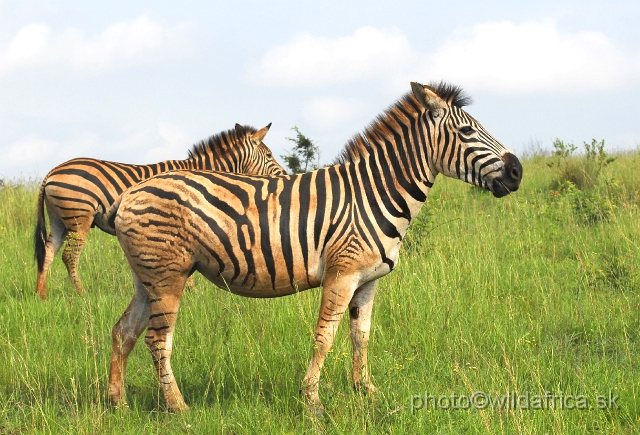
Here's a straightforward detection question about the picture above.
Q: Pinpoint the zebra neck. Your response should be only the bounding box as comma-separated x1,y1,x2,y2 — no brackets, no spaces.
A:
360,137,434,202
185,154,215,171
132,158,192,178
349,154,432,239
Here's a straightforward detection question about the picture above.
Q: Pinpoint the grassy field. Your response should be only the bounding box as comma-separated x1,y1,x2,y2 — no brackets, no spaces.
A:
1,149,639,434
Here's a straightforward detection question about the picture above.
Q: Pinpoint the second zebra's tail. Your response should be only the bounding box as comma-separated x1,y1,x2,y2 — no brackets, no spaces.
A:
34,183,48,272
105,195,124,232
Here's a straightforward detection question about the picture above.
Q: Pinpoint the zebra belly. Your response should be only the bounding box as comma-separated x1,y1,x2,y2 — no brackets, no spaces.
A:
194,242,324,298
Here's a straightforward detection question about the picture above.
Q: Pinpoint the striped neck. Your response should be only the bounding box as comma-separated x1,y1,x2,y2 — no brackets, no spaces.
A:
336,93,438,222
185,126,258,173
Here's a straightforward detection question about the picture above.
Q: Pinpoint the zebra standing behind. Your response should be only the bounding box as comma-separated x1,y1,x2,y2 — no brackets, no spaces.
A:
107,81,522,414
34,123,285,299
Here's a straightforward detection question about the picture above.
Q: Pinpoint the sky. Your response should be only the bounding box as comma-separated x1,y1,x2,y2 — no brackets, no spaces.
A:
1,0,639,180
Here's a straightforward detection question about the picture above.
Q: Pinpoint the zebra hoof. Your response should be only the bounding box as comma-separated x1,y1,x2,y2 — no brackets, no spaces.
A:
354,380,378,395
314,407,327,419
167,402,190,413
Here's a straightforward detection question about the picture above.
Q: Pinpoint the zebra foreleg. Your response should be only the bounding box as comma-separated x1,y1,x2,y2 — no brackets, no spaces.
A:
349,280,378,395
108,273,150,406
301,271,357,416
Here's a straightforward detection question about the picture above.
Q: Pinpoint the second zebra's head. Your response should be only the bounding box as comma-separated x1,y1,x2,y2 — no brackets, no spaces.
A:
234,123,287,176
411,81,522,198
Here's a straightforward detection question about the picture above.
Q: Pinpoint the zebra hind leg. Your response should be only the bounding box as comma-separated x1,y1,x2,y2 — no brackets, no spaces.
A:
348,280,378,395
35,208,68,299
108,272,151,407
61,225,90,295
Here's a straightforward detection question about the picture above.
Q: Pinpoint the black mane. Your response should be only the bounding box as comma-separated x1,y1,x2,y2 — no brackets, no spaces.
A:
335,81,471,165
426,81,472,108
187,125,258,159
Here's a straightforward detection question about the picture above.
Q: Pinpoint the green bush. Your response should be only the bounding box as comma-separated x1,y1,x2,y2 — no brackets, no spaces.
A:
549,138,615,191
562,181,613,224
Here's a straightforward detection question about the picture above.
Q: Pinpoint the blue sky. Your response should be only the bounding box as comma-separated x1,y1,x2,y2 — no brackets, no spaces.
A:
1,0,639,179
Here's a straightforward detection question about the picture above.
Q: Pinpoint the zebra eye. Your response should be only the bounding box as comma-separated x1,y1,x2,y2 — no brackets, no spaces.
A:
459,126,475,135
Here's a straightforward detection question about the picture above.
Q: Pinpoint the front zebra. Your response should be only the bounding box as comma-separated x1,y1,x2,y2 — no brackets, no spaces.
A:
34,123,285,299
108,81,522,414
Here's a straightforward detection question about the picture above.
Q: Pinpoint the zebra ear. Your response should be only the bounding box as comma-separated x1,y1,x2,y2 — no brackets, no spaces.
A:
251,123,272,144
411,81,444,114
235,123,246,137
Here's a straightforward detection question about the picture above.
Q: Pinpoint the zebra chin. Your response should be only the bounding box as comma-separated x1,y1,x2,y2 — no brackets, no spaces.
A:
487,152,523,198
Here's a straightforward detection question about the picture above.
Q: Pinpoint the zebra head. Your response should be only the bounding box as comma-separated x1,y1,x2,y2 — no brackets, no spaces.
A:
411,81,522,198
235,123,287,176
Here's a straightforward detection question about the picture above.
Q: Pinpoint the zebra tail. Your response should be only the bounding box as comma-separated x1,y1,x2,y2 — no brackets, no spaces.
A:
34,183,48,272
105,195,124,232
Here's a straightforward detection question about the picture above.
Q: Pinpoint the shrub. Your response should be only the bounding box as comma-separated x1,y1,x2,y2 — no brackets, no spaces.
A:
575,247,636,292
549,139,615,191
562,181,613,224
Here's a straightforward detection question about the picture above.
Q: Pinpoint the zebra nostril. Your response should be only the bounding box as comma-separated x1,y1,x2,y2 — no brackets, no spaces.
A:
503,152,523,183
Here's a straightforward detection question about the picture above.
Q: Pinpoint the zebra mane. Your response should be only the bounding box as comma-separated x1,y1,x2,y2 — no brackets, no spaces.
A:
335,81,471,165
426,81,472,108
187,125,258,159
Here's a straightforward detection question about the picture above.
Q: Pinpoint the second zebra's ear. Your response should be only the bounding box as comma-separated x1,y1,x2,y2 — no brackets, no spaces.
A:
251,122,272,143
235,123,246,137
411,82,445,116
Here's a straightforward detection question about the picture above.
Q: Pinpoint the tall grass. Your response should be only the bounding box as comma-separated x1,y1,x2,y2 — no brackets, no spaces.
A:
0,153,638,434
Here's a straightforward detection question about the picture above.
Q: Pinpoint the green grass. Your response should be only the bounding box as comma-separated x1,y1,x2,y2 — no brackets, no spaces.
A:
1,152,639,434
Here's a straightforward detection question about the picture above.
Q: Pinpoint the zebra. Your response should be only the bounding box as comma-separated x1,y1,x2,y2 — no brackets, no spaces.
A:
106,81,522,414
34,123,285,299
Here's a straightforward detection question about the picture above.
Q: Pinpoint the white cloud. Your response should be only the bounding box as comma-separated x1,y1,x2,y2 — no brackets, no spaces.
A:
420,20,640,94
3,136,57,165
144,122,192,162
250,21,640,95
2,24,49,70
245,26,412,86
0,136,58,178
0,133,119,178
303,97,365,129
0,14,193,76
